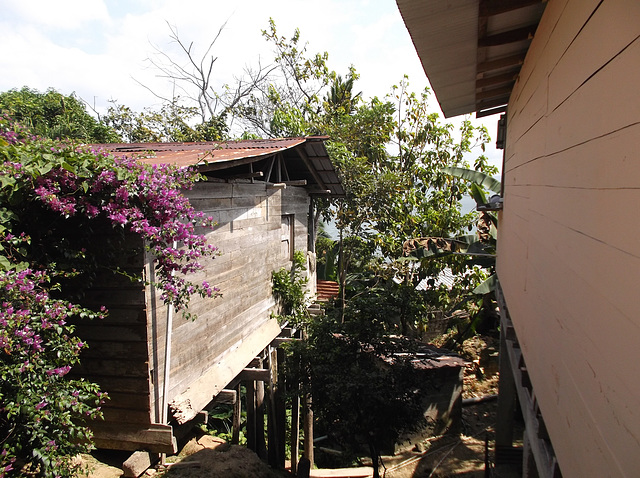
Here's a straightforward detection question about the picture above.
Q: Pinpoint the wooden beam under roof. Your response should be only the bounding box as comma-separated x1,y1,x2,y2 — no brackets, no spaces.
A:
477,105,507,118
476,84,514,101
476,71,519,89
479,0,546,18
294,146,330,193
478,24,537,47
198,153,275,172
476,95,511,112
477,53,527,73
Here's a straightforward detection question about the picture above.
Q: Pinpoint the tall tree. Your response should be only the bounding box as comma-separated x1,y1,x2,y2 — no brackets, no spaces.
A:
0,87,119,143
103,100,228,143
233,18,335,137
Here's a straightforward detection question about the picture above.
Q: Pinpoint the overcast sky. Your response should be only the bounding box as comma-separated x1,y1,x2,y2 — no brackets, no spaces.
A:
0,0,502,168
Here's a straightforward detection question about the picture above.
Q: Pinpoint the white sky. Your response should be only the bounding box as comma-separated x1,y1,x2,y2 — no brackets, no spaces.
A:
0,0,503,168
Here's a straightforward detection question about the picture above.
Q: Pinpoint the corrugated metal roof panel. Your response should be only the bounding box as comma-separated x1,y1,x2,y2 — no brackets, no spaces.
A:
93,137,345,197
316,280,339,302
102,138,305,167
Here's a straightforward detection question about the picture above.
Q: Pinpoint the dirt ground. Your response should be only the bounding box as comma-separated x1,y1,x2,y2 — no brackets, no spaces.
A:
79,336,513,478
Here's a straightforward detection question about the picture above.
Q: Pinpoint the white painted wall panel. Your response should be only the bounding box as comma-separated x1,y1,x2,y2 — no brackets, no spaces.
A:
498,1,640,476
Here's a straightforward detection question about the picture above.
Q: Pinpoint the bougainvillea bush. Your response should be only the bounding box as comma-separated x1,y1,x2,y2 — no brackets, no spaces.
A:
0,117,219,477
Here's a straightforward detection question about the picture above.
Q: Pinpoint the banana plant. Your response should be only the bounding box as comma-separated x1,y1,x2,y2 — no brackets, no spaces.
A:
403,167,502,294
398,167,504,346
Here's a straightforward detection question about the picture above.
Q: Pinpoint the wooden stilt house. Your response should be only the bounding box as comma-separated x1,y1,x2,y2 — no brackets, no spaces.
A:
73,137,343,454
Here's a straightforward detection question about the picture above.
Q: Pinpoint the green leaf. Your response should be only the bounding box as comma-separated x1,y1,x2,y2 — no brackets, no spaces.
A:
0,255,11,271
473,274,497,295
37,161,53,176
0,175,16,189
469,183,487,207
61,161,76,173
0,207,17,223
442,166,501,193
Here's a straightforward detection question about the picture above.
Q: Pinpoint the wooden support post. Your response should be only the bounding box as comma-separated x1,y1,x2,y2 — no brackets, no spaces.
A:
232,383,241,445
291,391,301,475
276,348,287,468
246,380,256,452
496,320,518,453
256,360,267,460
297,457,311,478
303,393,314,467
267,347,278,467
266,346,287,468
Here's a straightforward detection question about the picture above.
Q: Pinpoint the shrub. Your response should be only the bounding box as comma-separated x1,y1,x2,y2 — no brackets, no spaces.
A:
0,116,220,476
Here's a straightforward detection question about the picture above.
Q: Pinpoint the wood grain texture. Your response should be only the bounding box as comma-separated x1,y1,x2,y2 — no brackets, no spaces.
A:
75,179,313,451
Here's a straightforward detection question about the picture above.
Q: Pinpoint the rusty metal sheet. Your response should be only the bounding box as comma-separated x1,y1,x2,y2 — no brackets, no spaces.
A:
92,136,344,197
98,138,307,168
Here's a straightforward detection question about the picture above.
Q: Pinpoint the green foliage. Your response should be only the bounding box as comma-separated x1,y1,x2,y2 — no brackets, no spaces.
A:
271,250,310,328
315,234,338,282
0,117,219,476
202,403,247,446
442,166,501,195
0,269,107,478
321,78,497,329
103,100,228,143
0,87,119,143
284,315,426,464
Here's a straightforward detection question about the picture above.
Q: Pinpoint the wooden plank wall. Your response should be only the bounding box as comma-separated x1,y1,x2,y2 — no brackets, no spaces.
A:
148,181,311,423
497,1,640,476
71,233,156,448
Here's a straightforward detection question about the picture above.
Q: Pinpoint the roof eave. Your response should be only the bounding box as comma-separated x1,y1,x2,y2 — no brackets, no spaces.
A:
396,0,547,118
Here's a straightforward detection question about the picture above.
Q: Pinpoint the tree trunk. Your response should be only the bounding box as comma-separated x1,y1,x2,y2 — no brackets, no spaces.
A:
338,227,346,323
368,434,380,478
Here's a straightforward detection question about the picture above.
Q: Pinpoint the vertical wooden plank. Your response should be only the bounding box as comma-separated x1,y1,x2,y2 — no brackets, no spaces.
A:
303,394,314,467
232,383,241,445
495,317,518,455
291,392,301,475
275,348,287,468
297,458,311,478
256,360,267,460
246,380,256,452
267,347,278,467
266,346,286,468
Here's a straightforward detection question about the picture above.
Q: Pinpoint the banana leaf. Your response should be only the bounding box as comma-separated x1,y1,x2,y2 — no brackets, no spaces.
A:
443,166,501,194
468,183,488,207
472,273,497,295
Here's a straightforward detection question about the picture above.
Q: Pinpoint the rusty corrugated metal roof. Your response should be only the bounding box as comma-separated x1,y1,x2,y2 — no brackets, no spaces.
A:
101,137,309,168
316,280,340,302
94,136,345,197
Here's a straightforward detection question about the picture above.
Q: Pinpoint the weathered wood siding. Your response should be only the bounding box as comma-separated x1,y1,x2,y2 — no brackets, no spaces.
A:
497,1,640,476
148,181,311,423
71,233,158,449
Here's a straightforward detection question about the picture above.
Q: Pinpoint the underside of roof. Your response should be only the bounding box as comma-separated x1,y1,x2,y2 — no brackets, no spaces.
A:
97,137,345,198
396,0,547,118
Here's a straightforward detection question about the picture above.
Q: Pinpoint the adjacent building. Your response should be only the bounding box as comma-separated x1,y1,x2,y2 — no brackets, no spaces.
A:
397,1,640,476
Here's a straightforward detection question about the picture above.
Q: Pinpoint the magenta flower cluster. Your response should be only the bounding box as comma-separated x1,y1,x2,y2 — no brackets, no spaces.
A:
0,268,108,477
2,118,220,312
0,116,220,476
